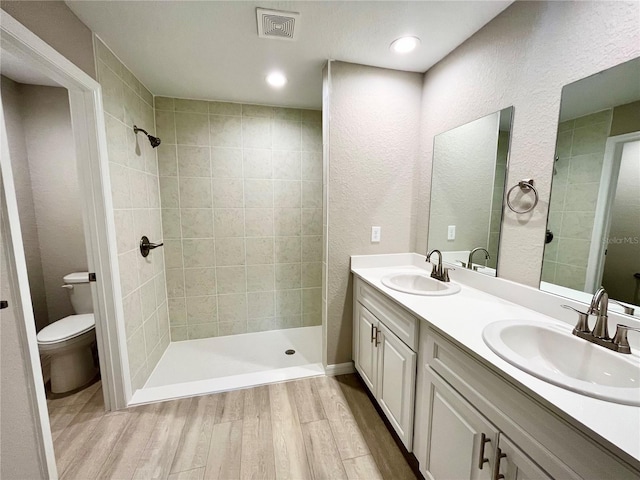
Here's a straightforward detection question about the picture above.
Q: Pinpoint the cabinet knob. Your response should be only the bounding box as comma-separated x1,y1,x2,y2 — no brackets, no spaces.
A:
371,324,376,343
478,433,491,469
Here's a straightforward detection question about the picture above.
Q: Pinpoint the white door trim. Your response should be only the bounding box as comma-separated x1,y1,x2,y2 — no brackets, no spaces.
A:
586,131,640,293
1,3,129,447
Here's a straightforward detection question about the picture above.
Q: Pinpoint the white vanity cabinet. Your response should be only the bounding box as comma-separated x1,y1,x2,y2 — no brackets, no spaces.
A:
422,369,499,480
353,277,418,450
422,368,554,480
415,326,640,480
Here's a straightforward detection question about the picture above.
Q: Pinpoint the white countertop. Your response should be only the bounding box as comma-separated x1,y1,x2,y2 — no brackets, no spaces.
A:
351,253,640,465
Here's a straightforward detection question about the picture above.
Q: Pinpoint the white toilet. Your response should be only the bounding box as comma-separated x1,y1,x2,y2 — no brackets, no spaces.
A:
37,272,98,394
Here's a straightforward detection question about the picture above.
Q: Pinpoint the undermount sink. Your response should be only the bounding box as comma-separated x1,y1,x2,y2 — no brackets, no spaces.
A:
483,320,640,405
380,272,461,296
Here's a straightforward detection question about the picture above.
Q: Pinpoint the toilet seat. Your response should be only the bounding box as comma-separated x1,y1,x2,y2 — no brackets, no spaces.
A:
37,314,95,344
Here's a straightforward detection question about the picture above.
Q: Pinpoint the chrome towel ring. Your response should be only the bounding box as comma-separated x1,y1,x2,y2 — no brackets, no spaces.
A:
506,179,538,214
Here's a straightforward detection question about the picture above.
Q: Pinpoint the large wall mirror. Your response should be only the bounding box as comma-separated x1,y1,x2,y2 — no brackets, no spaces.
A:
428,107,513,276
542,58,640,318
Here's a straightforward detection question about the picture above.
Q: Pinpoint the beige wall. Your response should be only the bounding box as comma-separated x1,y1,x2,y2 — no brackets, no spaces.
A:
95,39,169,391
428,112,499,254
1,1,95,80
325,61,423,365
1,76,49,331
155,97,322,341
1,78,87,330
414,0,640,287
20,84,88,325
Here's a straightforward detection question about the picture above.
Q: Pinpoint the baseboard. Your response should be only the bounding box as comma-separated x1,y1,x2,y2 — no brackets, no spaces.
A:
324,361,355,376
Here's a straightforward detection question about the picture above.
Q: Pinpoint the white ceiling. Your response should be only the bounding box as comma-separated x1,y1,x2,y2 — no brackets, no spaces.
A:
66,1,513,109
560,57,640,121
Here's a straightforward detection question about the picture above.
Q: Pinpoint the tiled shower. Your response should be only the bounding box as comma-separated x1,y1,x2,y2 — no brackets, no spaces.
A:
154,98,323,341
96,38,323,393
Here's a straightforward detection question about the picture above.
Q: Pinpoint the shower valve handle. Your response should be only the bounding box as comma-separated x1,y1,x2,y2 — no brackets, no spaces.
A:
140,235,163,258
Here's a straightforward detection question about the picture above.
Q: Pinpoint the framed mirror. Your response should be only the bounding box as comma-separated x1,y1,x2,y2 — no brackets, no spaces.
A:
427,107,514,276
541,58,640,318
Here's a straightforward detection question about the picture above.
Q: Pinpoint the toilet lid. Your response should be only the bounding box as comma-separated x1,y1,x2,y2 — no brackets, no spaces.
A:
37,314,95,344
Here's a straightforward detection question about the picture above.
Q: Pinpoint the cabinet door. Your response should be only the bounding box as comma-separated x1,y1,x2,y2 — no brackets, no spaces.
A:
495,435,553,480
354,302,378,392
424,370,499,480
376,321,417,451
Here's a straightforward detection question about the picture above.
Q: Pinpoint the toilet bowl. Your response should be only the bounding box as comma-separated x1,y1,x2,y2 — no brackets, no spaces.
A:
37,272,98,394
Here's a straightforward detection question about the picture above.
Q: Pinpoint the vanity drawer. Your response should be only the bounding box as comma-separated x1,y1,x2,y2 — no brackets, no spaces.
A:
355,277,418,350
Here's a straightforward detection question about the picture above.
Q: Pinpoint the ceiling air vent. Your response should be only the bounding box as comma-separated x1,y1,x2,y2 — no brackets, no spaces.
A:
256,8,300,41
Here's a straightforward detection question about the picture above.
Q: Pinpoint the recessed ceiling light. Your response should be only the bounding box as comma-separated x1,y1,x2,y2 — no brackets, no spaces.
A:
390,36,421,54
266,71,287,88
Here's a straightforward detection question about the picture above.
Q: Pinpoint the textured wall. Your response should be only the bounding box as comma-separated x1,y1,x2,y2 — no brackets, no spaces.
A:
154,97,322,340
19,84,88,326
95,39,169,391
1,1,95,80
428,112,499,254
543,109,612,291
414,0,640,287
0,77,49,331
326,61,422,365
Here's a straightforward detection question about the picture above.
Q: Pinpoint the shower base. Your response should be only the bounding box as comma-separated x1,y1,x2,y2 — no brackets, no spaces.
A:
130,325,323,405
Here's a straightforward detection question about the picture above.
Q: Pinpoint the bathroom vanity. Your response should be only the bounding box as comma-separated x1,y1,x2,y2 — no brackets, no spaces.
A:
351,254,640,480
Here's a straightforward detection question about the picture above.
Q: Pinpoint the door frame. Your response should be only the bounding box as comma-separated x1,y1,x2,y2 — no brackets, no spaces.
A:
586,131,640,293
1,3,129,434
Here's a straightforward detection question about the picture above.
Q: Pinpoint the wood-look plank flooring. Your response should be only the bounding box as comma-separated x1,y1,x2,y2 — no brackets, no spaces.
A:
48,374,418,480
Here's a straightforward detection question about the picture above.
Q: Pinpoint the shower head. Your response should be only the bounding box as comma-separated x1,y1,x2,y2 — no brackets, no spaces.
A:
133,125,161,148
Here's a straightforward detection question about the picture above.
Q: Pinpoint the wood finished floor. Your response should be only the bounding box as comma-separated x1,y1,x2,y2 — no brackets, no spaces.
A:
47,374,417,480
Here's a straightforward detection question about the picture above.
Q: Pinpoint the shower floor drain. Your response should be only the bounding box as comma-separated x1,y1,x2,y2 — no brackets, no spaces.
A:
285,349,295,355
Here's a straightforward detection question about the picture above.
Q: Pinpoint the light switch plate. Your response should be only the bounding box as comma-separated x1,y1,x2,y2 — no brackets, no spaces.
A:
448,225,456,240
371,226,381,243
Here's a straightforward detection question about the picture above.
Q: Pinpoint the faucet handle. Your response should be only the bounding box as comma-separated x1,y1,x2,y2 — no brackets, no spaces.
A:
442,267,454,282
561,305,590,334
610,299,635,316
612,324,640,354
456,260,468,268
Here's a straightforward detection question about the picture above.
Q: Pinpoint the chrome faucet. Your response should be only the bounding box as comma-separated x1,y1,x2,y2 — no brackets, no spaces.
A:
588,287,610,340
468,247,490,271
562,286,640,354
426,249,452,282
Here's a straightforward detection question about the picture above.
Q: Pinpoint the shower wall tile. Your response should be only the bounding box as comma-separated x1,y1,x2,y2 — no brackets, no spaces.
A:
175,112,209,145
97,39,169,392
178,146,210,177
188,323,218,340
542,108,611,291
181,208,213,238
244,209,273,237
156,98,322,340
243,149,272,178
245,237,274,265
209,101,242,116
212,148,243,178
174,98,208,114
210,116,242,147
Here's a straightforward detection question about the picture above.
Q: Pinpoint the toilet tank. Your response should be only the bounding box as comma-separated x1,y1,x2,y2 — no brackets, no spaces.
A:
63,272,94,314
